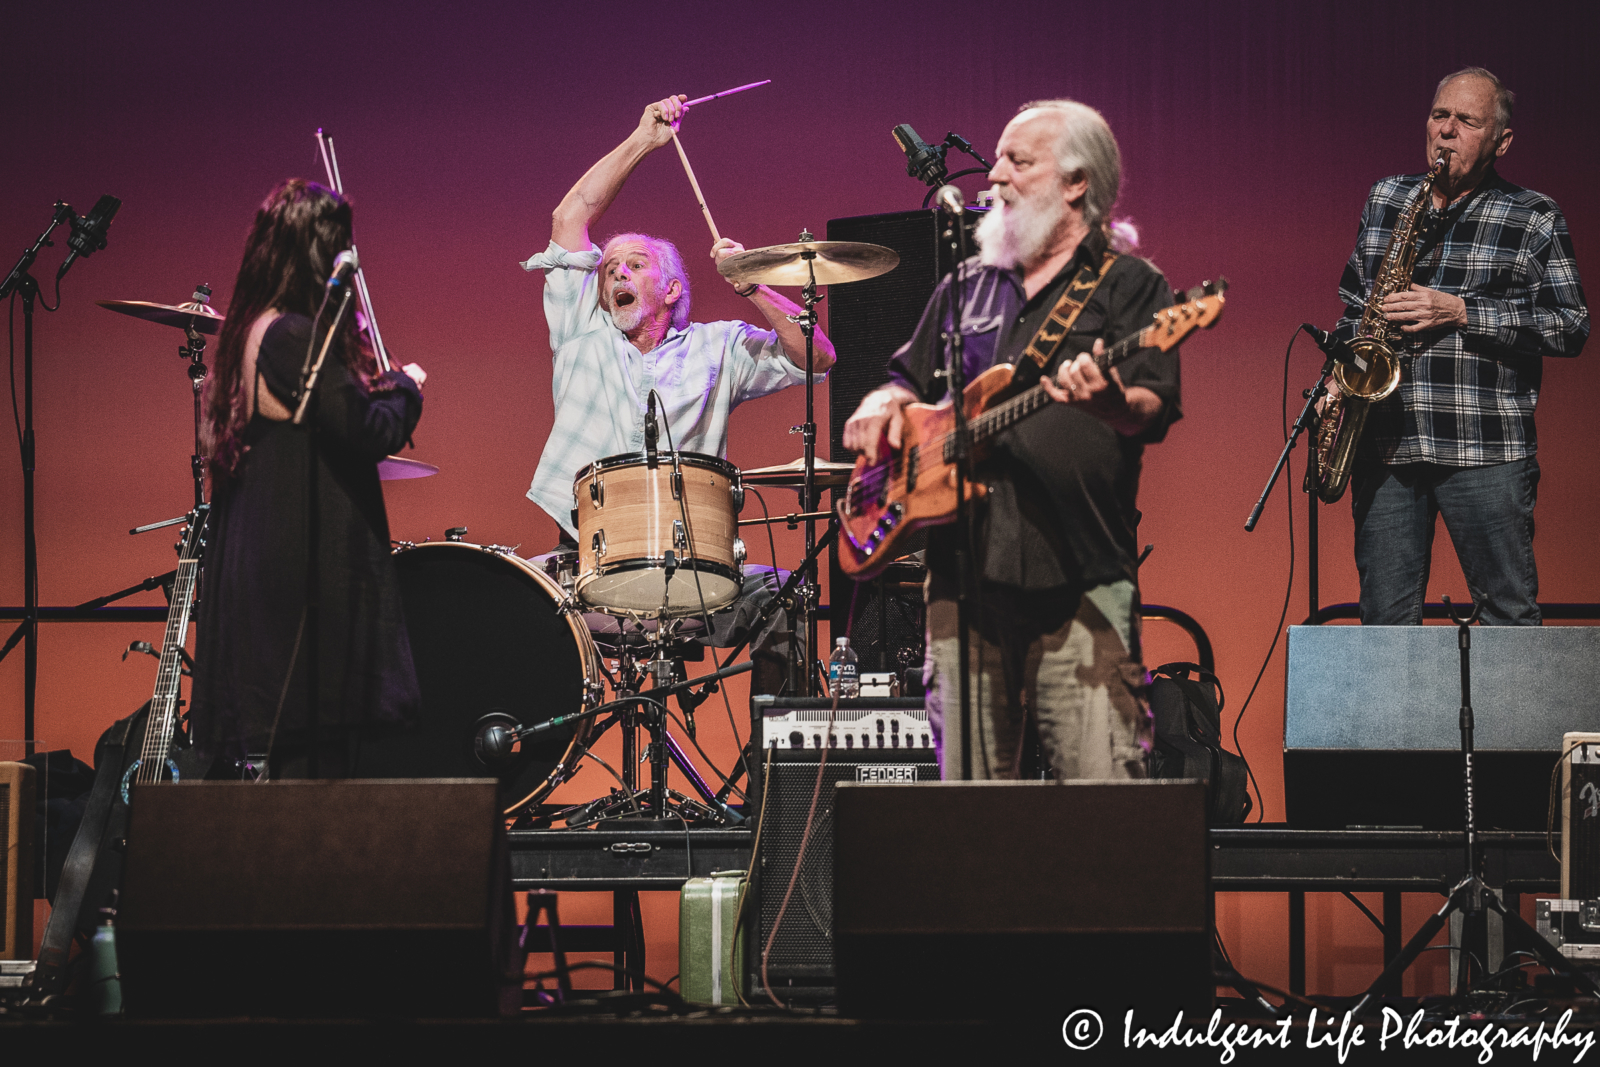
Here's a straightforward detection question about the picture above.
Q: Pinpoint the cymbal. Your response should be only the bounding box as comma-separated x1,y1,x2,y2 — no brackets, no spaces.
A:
97,298,224,335
717,240,899,287
378,455,438,481
741,456,855,489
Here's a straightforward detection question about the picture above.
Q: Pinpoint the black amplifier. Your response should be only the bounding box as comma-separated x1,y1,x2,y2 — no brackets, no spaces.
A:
747,696,939,1002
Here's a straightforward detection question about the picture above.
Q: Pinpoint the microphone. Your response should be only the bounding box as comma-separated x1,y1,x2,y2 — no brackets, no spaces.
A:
56,194,121,281
644,390,659,469
891,124,947,187
934,184,965,215
325,249,359,291
1303,323,1372,375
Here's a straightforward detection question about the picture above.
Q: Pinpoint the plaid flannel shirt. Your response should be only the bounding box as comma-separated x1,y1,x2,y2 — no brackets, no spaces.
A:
1335,168,1588,467
520,241,819,535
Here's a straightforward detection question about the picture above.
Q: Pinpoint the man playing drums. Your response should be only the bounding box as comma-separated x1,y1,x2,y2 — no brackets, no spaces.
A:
521,94,836,689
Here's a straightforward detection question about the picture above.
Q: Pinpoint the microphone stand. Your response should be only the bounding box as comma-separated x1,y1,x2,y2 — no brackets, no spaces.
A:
291,284,356,778
939,202,975,780
0,203,78,755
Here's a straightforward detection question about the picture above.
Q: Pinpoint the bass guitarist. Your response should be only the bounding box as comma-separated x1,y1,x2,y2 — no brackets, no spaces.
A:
841,99,1182,781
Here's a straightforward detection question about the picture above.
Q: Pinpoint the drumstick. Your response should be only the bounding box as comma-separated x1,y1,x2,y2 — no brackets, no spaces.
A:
684,79,772,108
670,130,721,244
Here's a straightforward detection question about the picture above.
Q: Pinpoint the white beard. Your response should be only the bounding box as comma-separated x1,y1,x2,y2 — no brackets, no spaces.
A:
610,300,645,333
975,184,1067,270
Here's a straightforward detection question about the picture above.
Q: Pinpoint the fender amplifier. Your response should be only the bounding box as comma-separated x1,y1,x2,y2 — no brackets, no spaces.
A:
747,695,938,1003
1563,733,1600,900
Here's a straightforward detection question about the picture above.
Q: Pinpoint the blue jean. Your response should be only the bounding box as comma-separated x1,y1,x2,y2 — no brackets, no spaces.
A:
1351,458,1540,626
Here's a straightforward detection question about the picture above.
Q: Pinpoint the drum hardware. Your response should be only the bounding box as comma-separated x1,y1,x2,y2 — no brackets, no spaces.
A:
99,284,223,510
445,526,470,542
738,510,831,530
717,235,899,693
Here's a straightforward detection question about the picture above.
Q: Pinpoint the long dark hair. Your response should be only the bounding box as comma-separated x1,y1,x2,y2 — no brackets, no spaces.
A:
204,178,378,478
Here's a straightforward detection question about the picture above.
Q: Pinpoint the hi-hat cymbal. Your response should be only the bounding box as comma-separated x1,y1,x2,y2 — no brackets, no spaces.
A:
97,298,225,335
378,455,438,481
717,241,899,287
741,456,855,489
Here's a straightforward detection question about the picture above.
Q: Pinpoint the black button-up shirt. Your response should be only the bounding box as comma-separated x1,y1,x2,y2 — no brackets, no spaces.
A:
886,230,1181,590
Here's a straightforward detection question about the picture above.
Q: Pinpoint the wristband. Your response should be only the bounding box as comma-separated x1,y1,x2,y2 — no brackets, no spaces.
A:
733,283,759,298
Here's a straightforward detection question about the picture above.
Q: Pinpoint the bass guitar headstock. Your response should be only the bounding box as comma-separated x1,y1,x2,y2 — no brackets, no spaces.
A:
1142,278,1228,352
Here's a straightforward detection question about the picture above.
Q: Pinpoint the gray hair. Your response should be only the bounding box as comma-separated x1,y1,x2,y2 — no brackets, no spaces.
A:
1435,67,1515,138
1017,98,1123,233
599,232,692,330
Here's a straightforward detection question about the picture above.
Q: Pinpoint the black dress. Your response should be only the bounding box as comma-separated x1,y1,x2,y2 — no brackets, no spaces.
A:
192,313,424,766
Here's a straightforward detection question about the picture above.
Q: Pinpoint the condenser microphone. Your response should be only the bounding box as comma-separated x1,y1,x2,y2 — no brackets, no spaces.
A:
325,249,359,291
56,194,121,280
892,124,947,187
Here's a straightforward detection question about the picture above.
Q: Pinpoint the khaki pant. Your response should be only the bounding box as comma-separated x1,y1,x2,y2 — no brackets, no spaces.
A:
925,576,1151,781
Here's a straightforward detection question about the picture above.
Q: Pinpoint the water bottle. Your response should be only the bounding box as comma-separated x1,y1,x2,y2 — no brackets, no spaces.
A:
88,905,123,1015
828,637,859,698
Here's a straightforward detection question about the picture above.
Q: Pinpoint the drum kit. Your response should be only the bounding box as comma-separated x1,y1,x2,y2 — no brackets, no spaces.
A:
98,229,900,828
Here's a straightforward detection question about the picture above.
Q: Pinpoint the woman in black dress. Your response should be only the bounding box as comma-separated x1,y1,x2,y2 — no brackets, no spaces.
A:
193,179,426,777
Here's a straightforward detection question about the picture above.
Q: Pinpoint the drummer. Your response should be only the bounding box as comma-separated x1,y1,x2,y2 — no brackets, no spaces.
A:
521,94,836,689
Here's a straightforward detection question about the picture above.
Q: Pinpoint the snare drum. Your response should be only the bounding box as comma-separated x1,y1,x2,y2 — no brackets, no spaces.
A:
573,451,746,617
365,541,602,812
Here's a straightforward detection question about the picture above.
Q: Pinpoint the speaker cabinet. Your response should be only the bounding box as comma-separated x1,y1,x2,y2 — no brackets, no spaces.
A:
824,210,979,661
0,762,35,960
833,780,1212,1021
748,695,937,1001
1284,625,1600,830
117,779,514,1017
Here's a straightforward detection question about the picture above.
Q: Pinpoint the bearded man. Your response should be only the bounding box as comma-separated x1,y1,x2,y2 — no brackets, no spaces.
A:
842,99,1181,781
522,95,835,688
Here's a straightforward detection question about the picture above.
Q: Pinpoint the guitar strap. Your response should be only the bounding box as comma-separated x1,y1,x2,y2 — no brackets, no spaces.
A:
30,710,137,997
1011,249,1119,387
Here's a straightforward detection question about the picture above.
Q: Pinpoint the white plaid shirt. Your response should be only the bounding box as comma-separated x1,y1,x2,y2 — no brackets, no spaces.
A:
521,241,818,535
1336,168,1588,467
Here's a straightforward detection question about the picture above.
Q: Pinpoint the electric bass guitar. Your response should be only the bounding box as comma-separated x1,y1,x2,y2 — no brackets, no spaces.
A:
837,281,1227,579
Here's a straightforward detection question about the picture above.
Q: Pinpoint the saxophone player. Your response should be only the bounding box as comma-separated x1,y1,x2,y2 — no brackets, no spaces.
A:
1331,67,1587,625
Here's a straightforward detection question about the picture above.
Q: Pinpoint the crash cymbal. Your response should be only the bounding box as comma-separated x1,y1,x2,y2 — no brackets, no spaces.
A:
378,455,438,481
716,240,899,288
97,298,224,335
741,456,855,489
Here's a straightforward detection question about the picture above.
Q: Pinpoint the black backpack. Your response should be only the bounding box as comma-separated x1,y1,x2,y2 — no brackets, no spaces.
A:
1147,662,1252,825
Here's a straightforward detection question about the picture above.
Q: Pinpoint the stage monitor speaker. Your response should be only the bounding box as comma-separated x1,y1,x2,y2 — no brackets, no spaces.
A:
824,209,977,657
117,779,514,1018
1,762,36,960
833,780,1212,1022
1284,625,1600,830
748,695,937,1002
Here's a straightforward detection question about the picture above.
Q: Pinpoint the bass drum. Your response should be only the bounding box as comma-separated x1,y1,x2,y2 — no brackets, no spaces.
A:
365,542,601,812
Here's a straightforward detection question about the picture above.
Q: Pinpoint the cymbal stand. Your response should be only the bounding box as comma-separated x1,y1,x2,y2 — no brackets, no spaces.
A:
1350,596,1600,1015
177,284,214,508
787,230,823,696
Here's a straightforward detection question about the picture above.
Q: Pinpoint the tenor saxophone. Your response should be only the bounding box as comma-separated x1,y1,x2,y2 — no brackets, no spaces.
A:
1309,154,1448,504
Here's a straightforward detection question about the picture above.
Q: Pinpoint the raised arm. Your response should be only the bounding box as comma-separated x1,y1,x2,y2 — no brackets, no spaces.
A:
551,95,687,251
710,238,837,373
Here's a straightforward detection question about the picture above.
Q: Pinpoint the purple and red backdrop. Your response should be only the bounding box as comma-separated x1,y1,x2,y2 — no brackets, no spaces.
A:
5,0,1597,994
